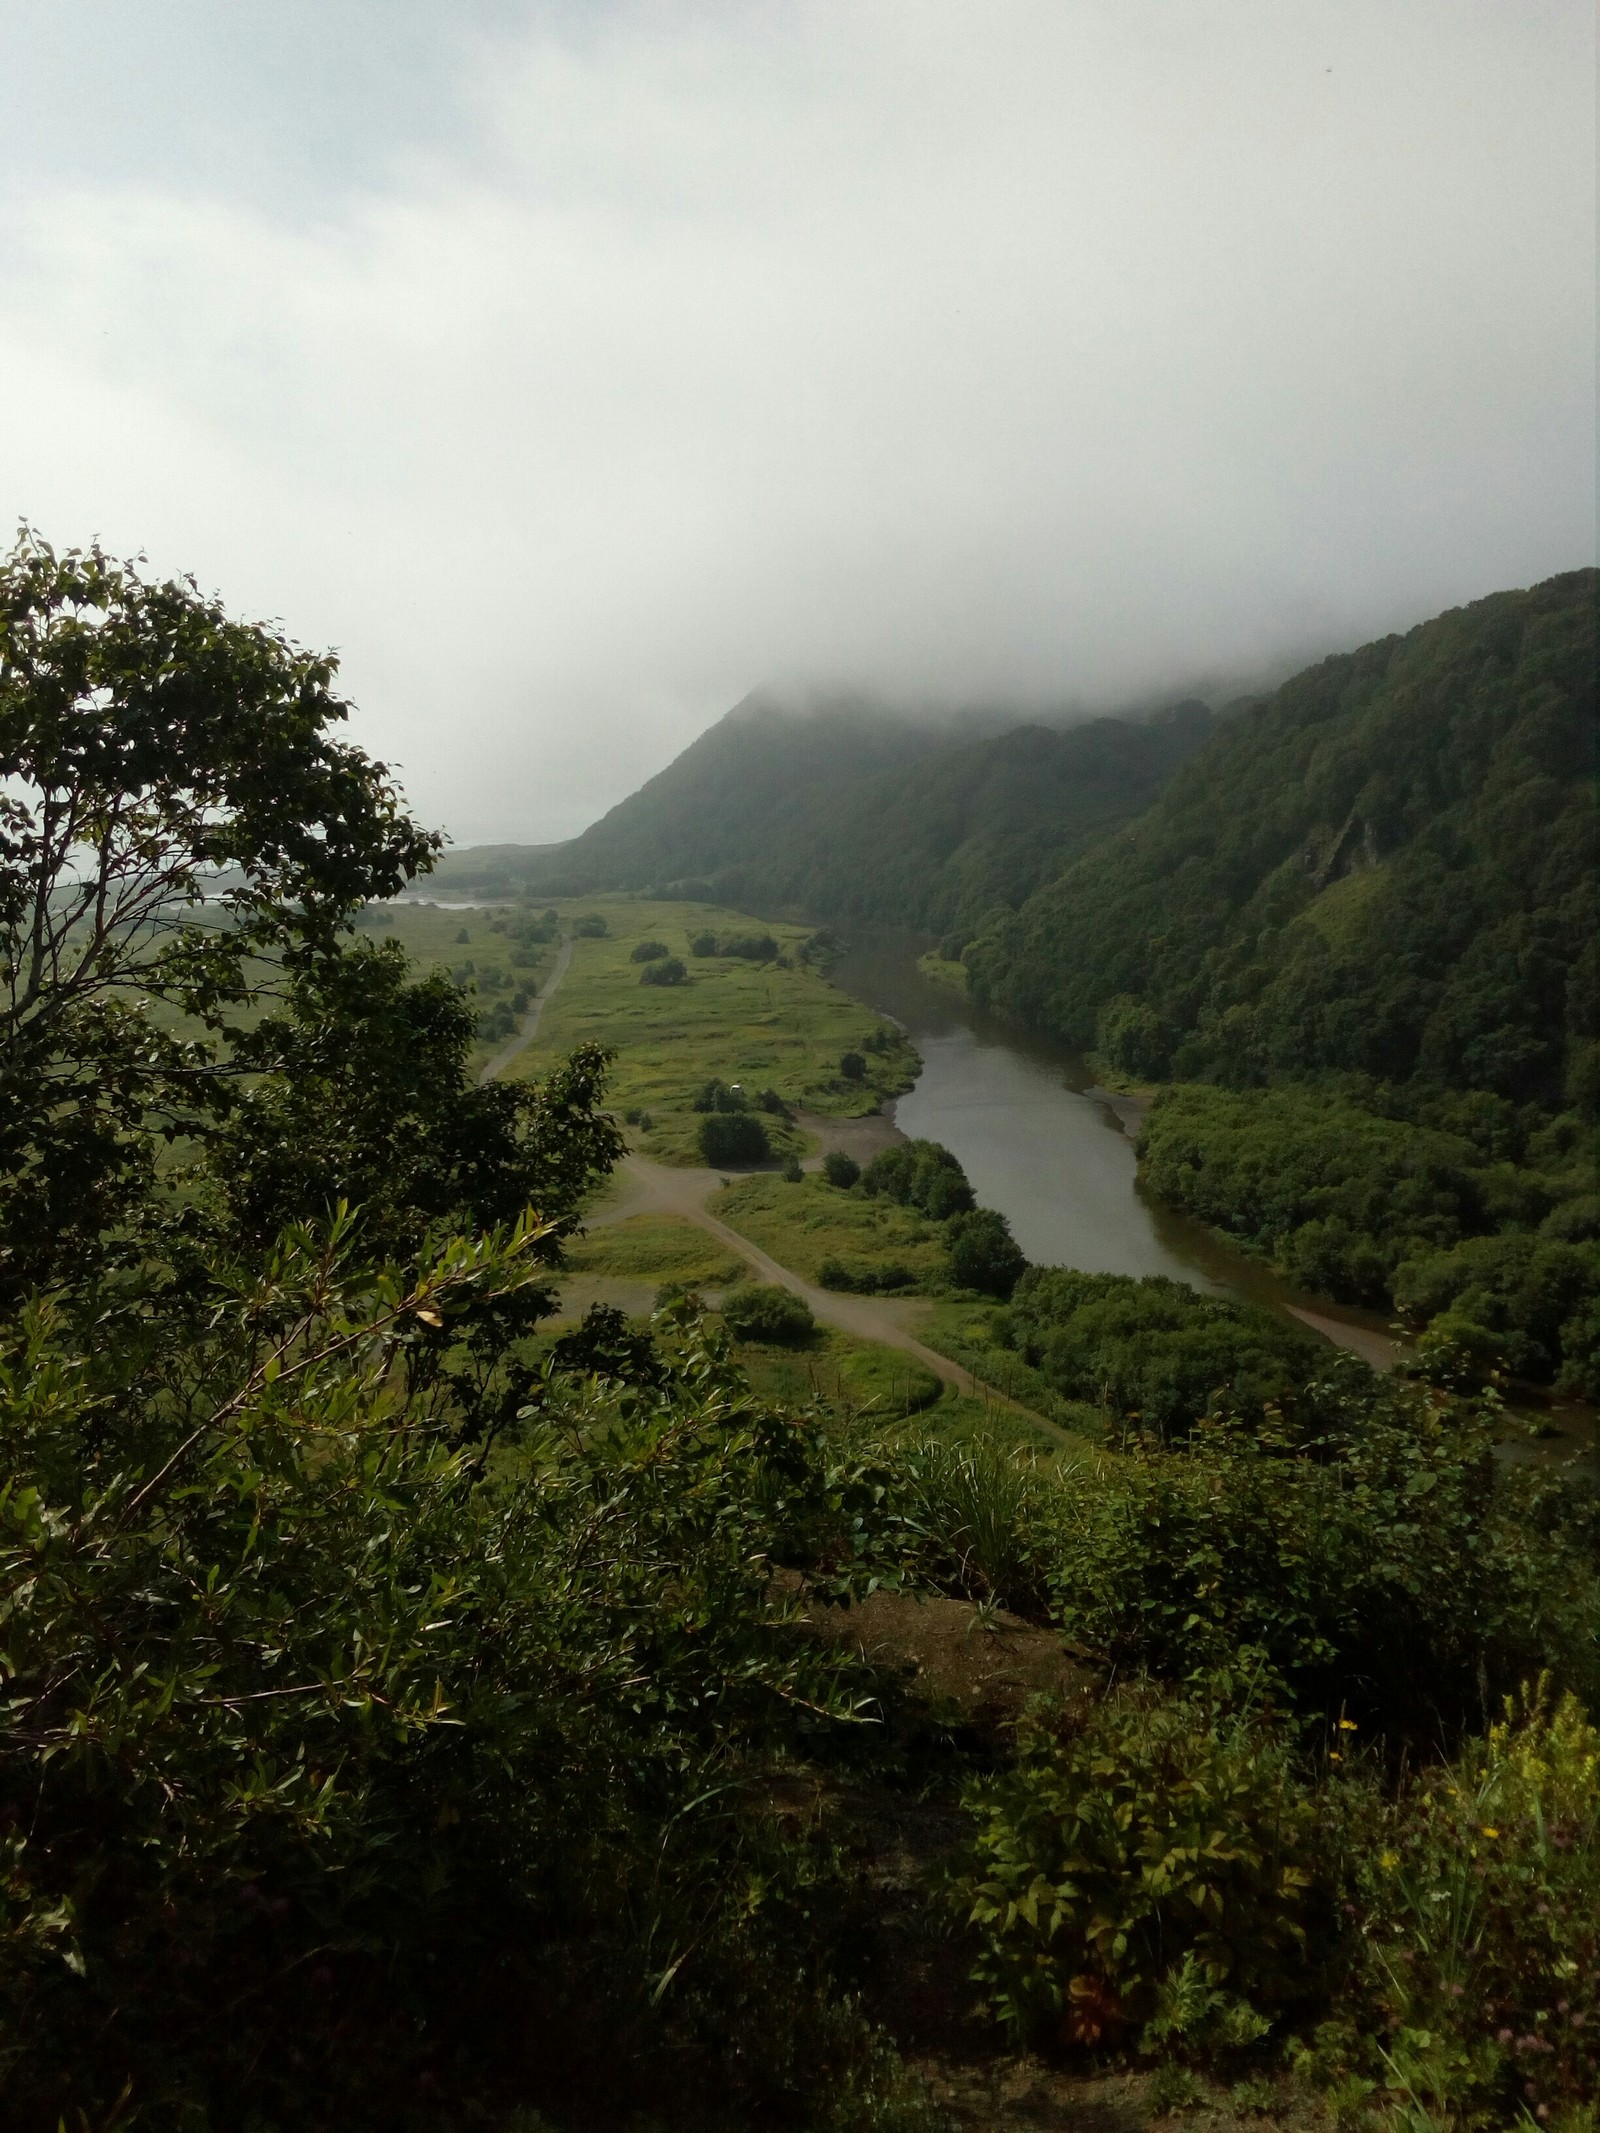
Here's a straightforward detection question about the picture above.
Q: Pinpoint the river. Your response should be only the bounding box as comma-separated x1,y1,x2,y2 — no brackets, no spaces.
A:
832,927,1598,1475
828,932,1463,1361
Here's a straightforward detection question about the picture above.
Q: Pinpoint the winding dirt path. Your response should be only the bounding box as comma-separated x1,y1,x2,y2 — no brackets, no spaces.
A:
477,931,574,1084
593,1154,983,1395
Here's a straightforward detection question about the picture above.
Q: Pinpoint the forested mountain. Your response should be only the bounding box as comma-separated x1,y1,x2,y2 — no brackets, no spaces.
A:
968,570,1597,1111
435,693,1212,932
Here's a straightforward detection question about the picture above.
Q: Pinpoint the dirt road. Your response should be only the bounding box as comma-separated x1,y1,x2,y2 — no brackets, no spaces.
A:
477,932,574,1083
593,1155,980,1393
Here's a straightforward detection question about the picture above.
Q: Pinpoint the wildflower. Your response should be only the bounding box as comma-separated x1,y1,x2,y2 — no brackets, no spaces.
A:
1338,1718,1358,1732
1480,1825,1499,1838
1379,1850,1400,1871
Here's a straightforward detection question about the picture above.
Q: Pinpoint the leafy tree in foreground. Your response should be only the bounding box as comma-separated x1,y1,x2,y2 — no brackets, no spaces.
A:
0,531,437,1300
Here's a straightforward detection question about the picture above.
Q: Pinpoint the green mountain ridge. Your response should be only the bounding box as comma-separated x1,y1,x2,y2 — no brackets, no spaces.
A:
427,693,1214,932
968,568,1597,1110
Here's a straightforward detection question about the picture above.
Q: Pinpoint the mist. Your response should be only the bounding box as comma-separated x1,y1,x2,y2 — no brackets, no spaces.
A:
0,1,1591,845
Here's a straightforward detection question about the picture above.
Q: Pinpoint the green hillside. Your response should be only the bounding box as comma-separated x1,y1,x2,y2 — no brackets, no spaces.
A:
968,569,1597,1111
433,693,1212,934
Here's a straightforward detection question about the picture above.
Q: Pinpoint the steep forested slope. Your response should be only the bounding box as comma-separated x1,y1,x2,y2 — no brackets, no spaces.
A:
968,571,1597,1111
435,693,1211,933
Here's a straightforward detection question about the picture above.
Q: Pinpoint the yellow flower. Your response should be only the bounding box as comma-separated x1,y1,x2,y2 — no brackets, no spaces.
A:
1338,1719,1359,1731
1379,1851,1400,1871
1481,1826,1500,1838
1328,1751,1342,1763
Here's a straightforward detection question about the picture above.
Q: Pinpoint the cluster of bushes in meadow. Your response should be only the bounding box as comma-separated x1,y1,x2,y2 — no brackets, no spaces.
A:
808,1139,1029,1300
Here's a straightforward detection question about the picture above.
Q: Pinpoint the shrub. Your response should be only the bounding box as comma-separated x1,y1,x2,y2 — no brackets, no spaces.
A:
689,932,718,957
953,1684,1332,2051
639,957,686,987
694,1079,747,1113
699,1113,771,1166
862,1140,974,1217
454,924,471,943
783,1157,805,1183
758,1088,788,1115
897,1435,1047,1611
839,1051,867,1083
722,1284,815,1344
945,1209,1026,1298
1349,1679,1600,2126
572,913,608,937
631,940,670,963
1042,1385,1600,1731
818,1257,915,1295
823,1151,861,1189
722,934,779,962
1001,1268,1329,1440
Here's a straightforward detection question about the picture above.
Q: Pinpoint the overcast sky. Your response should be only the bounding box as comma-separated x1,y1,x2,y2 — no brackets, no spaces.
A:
1,2,1592,845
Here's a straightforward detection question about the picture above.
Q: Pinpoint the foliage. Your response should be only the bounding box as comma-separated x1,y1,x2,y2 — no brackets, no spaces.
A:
571,912,608,936
824,1150,862,1188
639,954,687,986
631,939,670,961
1138,1082,1598,1388
0,530,437,1301
863,1138,976,1219
971,570,1597,1111
0,1227,935,2127
953,1684,1333,2050
894,1433,1051,1612
1041,1381,1600,1732
721,1282,817,1345
819,1256,917,1294
998,1266,1334,1439
699,1110,772,1165
203,941,621,1265
945,1208,1027,1298
840,1049,867,1082
1342,1679,1599,2128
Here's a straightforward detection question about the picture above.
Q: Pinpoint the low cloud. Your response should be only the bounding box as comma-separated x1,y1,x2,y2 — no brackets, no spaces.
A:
0,1,1591,842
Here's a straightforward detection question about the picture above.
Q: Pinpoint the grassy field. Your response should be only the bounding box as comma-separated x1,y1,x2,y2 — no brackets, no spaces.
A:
709,1171,949,1288
370,900,555,1059
562,1213,745,1288
494,896,917,1163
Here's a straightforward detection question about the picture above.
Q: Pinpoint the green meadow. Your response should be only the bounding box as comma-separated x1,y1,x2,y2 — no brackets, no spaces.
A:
494,895,918,1162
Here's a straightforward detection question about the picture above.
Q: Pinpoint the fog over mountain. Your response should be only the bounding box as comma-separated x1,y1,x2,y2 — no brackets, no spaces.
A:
0,1,1591,843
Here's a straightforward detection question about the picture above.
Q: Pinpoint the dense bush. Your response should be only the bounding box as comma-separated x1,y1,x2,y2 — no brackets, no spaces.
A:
1041,1384,1600,1732
945,1208,1027,1298
699,1112,771,1166
862,1139,975,1218
639,955,686,986
631,938,670,962
955,1685,1333,2051
823,1150,861,1188
693,1077,748,1112
571,912,609,936
721,1283,816,1344
839,1050,867,1082
0,1234,926,2126
999,1268,1332,1439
